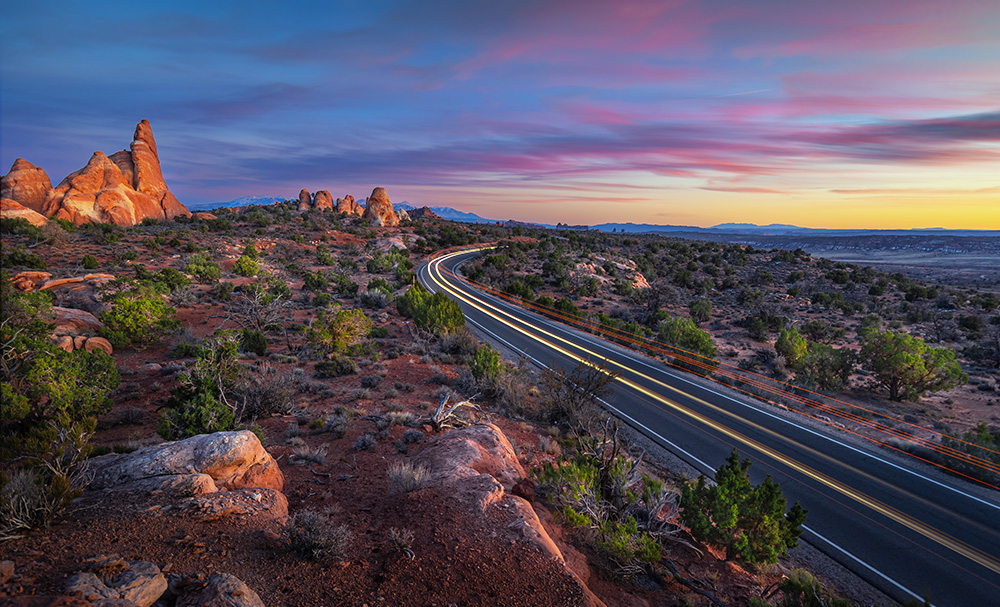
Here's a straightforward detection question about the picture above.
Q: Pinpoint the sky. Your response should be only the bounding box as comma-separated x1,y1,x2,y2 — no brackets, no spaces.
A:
1,0,998,229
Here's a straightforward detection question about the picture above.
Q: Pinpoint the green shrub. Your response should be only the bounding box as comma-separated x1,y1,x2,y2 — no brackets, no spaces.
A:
1,246,46,270
470,344,502,384
680,449,807,565
241,329,268,356
158,333,241,439
1,279,120,535
775,327,808,368
315,356,358,378
157,390,235,440
99,295,179,349
81,255,99,269
307,307,372,354
135,266,191,293
211,281,235,300
232,255,259,277
0,217,43,239
397,284,465,334
797,344,855,392
312,292,332,307
304,272,328,292
186,253,222,283
689,299,712,325
859,329,967,401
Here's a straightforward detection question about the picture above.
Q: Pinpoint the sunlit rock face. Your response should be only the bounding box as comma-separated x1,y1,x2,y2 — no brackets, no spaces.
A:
336,194,363,216
1,158,52,213
361,186,400,227
40,120,190,226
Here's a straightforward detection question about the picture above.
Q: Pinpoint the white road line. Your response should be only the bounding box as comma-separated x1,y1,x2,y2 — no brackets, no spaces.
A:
421,252,955,606
437,251,999,513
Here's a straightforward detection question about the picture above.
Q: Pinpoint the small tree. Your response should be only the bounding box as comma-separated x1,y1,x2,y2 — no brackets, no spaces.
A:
775,327,808,368
307,307,372,355
797,344,855,392
859,329,967,401
680,450,806,565
232,255,259,277
470,344,502,384
689,299,712,325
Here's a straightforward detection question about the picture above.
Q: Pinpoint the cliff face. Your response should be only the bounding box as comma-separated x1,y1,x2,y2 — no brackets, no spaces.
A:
8,120,191,226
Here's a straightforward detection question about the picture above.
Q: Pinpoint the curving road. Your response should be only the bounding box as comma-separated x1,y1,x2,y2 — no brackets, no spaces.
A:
419,247,1000,607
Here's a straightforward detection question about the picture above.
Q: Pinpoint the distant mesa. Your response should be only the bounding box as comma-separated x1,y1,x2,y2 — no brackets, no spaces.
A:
407,206,441,221
1,120,191,226
361,186,400,227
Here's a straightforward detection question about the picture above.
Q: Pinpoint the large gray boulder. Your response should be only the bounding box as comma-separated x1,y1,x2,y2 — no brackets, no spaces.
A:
89,431,284,496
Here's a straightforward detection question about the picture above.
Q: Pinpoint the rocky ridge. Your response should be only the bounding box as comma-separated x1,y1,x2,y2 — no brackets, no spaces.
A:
1,121,189,227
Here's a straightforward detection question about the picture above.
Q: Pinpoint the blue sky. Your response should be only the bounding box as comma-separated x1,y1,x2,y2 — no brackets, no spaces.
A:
2,0,999,227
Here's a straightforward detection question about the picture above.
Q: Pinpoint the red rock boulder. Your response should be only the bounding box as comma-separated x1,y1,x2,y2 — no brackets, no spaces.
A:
1,198,47,227
336,194,363,216
1,159,52,213
313,190,334,211
297,189,312,211
361,187,400,227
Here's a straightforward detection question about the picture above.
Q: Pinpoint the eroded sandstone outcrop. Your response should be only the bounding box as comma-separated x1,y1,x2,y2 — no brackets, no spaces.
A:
407,206,440,221
297,189,312,211
1,159,52,213
312,190,333,211
38,120,190,226
336,194,363,216
414,424,604,607
1,198,48,226
89,431,284,495
361,187,399,227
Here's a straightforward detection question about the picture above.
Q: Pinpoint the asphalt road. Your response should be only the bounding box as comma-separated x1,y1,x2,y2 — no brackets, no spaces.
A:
419,247,1000,607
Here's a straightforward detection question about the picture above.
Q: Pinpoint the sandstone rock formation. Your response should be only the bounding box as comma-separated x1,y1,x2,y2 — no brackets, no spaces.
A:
52,306,105,335
176,573,265,607
64,557,167,607
1,198,48,226
39,120,190,226
361,187,399,227
297,189,311,211
414,424,604,607
335,194,363,216
397,209,410,222
312,190,333,211
89,431,284,495
407,206,441,221
1,159,52,213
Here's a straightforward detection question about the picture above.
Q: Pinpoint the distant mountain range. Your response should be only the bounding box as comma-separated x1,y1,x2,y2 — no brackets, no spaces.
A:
194,196,998,237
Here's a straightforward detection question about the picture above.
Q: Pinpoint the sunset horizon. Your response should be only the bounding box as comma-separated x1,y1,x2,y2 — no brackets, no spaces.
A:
3,0,998,229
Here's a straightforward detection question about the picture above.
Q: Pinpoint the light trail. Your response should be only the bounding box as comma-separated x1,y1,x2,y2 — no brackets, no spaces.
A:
425,248,1000,582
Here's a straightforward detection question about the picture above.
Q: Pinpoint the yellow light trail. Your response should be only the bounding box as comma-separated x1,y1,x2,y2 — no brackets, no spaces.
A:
426,248,1000,579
